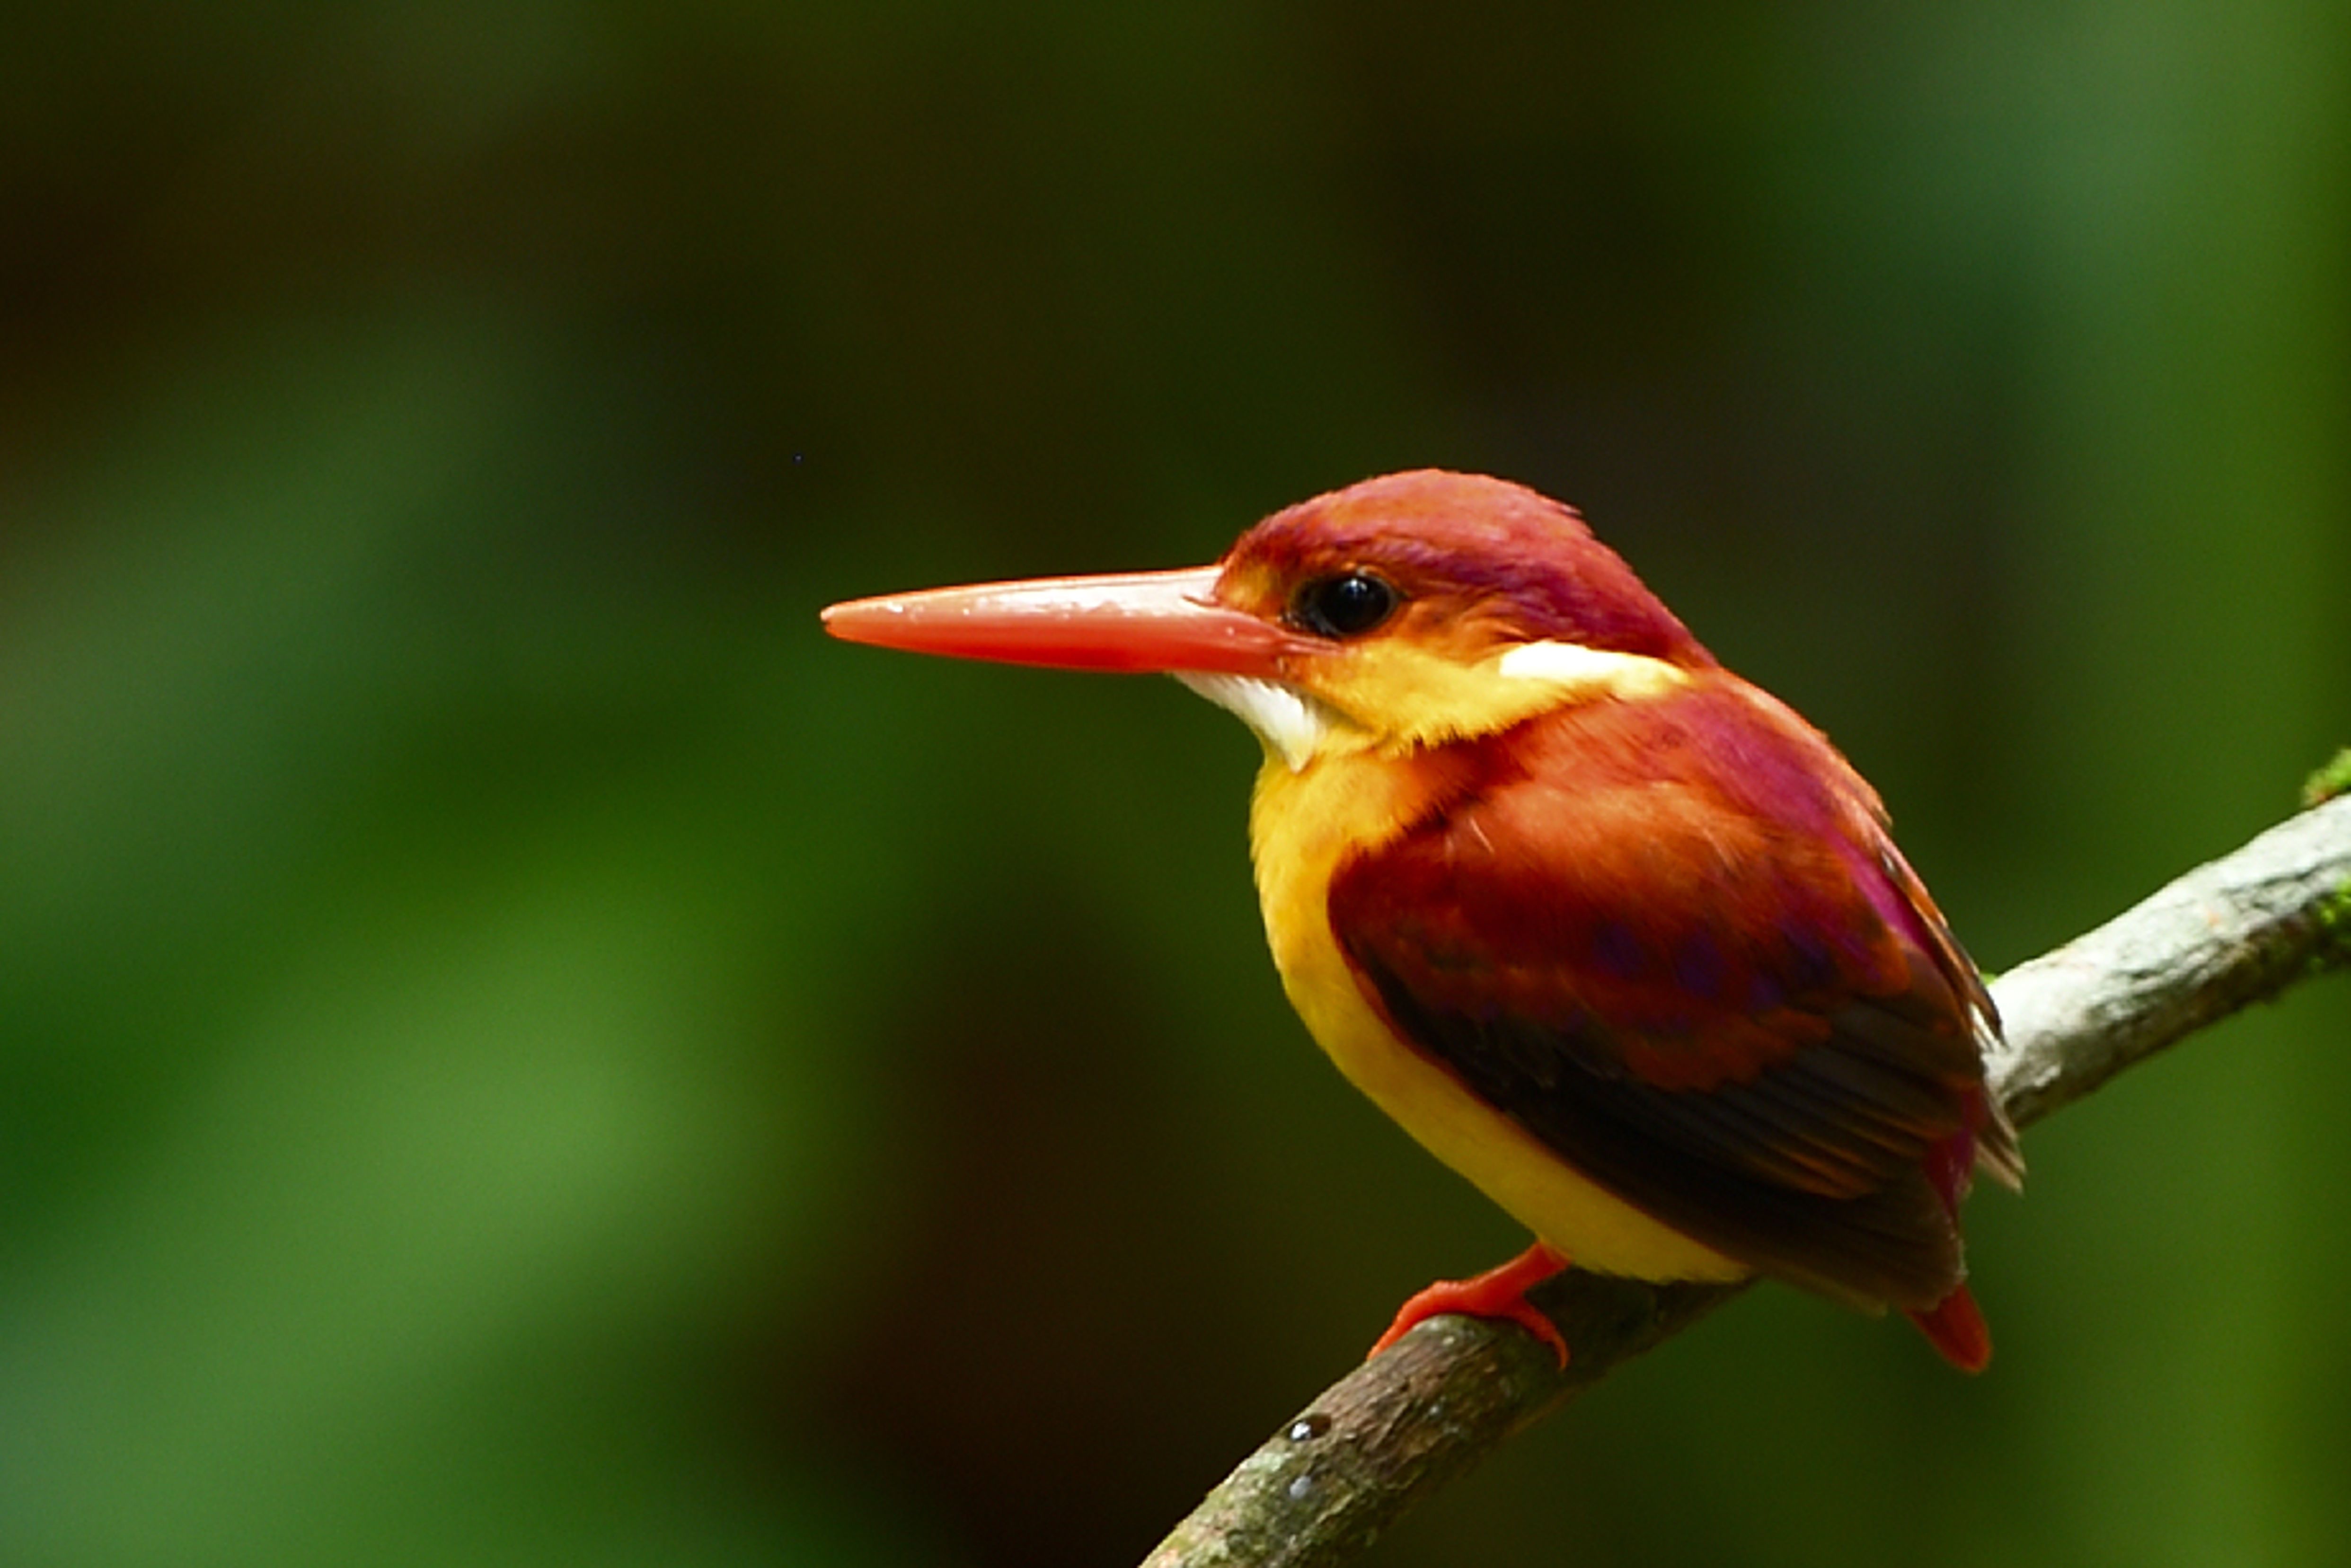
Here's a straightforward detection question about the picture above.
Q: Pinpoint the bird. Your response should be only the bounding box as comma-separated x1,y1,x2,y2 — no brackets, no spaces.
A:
822,469,2022,1371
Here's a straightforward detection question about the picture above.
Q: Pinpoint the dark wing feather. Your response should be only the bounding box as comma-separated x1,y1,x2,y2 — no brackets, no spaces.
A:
1331,681,2017,1311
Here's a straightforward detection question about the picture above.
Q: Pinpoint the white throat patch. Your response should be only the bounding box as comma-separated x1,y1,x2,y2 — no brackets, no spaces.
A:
1175,673,1336,772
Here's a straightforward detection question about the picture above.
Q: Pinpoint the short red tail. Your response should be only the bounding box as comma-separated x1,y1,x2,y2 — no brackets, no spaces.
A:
1906,1284,1992,1373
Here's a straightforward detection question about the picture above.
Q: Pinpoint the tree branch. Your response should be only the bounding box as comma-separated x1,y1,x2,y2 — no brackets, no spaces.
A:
1143,794,2351,1568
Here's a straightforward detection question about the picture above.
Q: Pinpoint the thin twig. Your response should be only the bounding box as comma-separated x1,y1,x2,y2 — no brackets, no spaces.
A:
1144,794,2351,1568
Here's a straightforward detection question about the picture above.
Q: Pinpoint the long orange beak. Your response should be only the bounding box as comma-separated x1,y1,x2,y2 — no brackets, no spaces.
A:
822,565,1307,676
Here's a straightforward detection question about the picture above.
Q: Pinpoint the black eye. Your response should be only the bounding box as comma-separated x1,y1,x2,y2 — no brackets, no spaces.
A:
1290,571,1400,639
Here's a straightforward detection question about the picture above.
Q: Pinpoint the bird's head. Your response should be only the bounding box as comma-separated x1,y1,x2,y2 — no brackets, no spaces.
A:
823,470,1717,768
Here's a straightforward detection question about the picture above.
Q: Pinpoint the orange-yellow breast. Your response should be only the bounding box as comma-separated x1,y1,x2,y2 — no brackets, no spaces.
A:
1247,744,1750,1284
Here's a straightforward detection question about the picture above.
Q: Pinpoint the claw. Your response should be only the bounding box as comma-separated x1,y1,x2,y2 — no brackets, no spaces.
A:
1367,1242,1572,1366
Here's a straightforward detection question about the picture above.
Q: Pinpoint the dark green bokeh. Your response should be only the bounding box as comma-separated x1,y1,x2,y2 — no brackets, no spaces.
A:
4,5,2347,1566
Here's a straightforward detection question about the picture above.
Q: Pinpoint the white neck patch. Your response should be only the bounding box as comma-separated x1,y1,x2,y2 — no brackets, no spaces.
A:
1493,639,1686,697
1174,673,1336,772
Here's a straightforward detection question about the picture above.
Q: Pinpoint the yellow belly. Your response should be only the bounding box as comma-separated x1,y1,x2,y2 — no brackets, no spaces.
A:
1249,750,1748,1284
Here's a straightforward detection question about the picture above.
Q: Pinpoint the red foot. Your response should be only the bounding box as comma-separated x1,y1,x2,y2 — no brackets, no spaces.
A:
1367,1242,1572,1366
1907,1283,1993,1373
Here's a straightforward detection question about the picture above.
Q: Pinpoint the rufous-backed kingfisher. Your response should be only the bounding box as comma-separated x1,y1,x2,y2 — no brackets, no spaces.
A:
822,470,2022,1371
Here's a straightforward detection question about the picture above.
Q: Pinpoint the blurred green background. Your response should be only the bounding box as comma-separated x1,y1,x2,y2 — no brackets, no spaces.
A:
4,4,2348,1565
